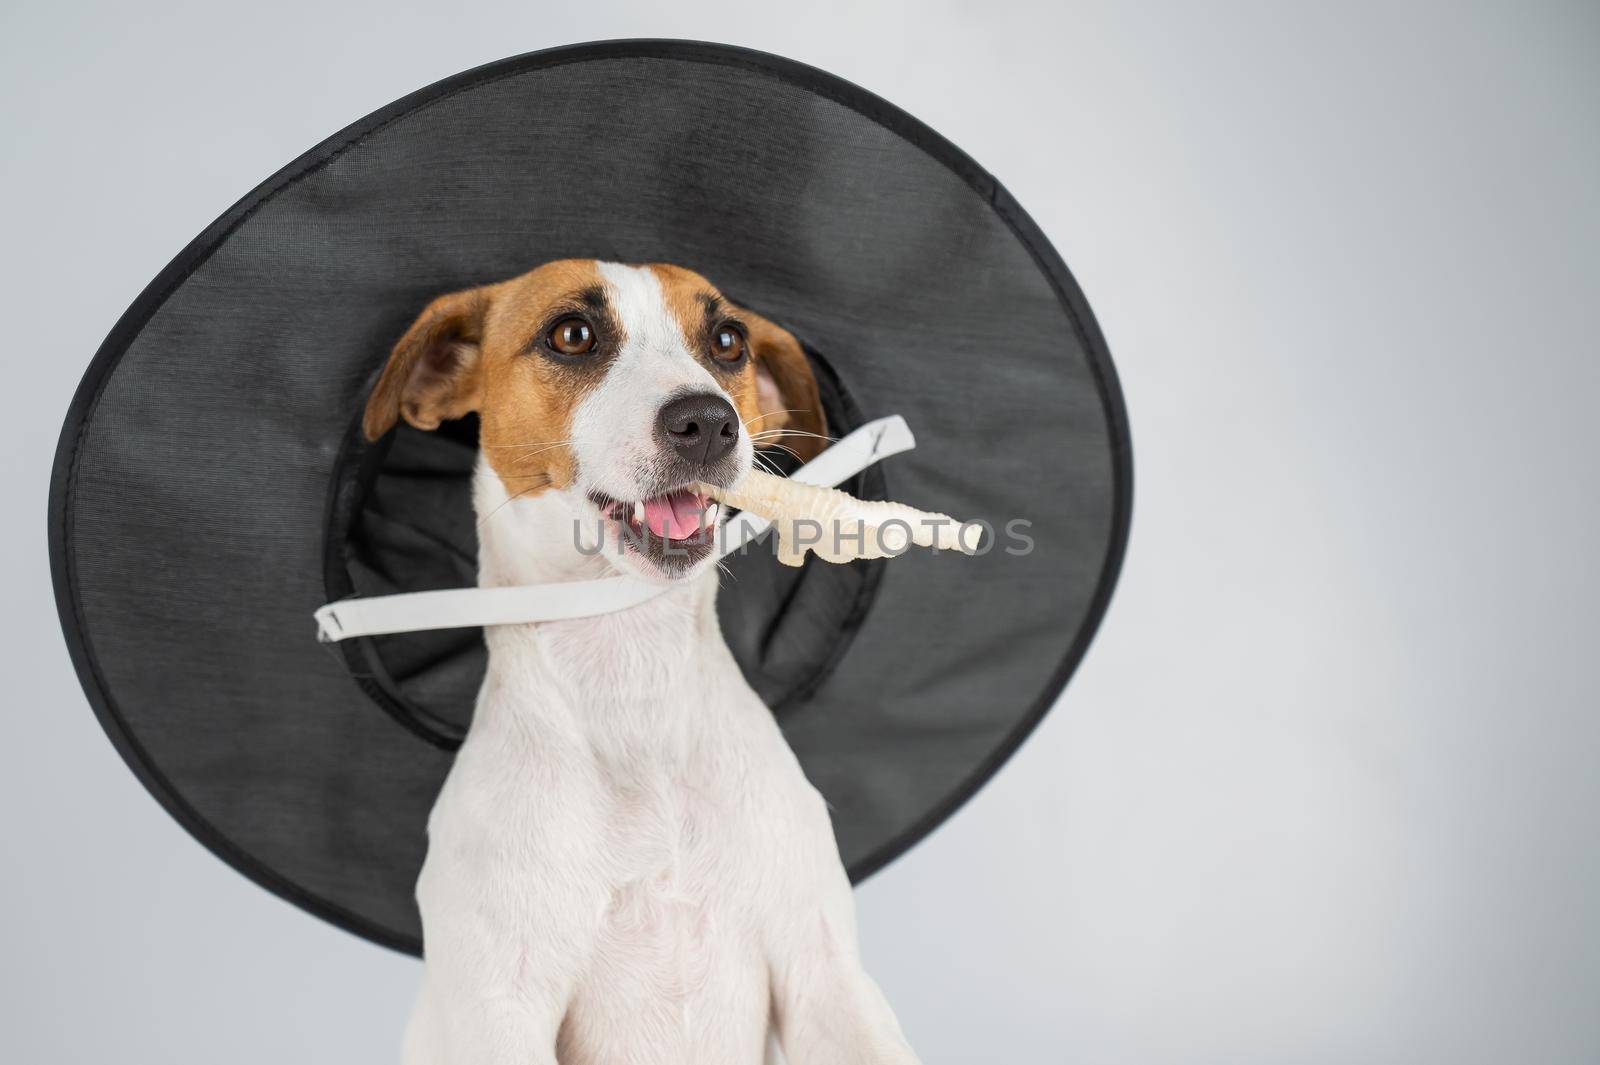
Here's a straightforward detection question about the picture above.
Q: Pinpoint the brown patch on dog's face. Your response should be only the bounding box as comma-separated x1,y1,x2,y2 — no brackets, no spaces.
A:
364,260,624,499
472,261,626,498
648,263,827,462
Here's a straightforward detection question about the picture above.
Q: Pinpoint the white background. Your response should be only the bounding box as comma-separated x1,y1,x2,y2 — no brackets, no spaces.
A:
4,2,1598,1062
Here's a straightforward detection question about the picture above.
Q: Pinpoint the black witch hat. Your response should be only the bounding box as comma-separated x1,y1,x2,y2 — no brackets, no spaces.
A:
49,40,1131,954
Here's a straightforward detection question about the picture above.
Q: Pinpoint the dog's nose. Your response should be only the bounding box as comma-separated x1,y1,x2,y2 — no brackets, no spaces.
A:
658,393,739,467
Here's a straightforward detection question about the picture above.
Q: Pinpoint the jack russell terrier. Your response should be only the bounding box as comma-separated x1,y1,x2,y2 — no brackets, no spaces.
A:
361,260,924,1065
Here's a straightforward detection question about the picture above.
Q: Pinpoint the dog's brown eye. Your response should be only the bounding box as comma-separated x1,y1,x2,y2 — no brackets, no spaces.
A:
710,323,746,362
548,317,595,355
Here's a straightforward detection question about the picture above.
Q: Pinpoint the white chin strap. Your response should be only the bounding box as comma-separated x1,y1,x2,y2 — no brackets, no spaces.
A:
314,415,916,643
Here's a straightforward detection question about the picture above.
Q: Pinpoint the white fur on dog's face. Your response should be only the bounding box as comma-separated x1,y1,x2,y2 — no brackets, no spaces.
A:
362,259,828,583
562,264,755,581
570,263,754,502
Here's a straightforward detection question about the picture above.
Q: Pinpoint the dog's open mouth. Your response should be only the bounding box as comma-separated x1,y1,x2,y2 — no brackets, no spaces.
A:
588,487,720,572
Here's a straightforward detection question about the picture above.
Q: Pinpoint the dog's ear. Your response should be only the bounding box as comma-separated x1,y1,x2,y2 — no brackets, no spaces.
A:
362,287,491,441
740,310,828,463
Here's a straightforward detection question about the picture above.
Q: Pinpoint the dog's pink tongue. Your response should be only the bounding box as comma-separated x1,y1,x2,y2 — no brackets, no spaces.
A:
643,490,702,540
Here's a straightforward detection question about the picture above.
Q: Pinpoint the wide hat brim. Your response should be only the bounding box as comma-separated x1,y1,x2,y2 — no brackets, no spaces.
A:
50,40,1131,954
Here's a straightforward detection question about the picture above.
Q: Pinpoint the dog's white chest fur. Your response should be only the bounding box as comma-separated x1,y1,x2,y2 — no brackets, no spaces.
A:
413,600,775,1057
402,479,918,1065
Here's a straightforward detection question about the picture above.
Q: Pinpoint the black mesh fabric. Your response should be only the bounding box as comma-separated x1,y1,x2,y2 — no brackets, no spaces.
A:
50,41,1131,954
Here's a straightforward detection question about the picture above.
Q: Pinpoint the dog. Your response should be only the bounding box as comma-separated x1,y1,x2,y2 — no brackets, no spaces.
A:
361,260,923,1065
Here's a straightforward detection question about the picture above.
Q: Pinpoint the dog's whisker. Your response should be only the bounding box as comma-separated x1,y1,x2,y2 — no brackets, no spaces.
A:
755,441,804,462
475,478,550,529
749,428,837,444
483,438,575,452
742,409,806,428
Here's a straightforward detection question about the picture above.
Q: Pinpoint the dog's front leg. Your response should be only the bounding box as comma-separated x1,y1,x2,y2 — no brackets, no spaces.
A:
404,841,604,1064
403,982,569,1065
403,914,596,1065
769,942,922,1065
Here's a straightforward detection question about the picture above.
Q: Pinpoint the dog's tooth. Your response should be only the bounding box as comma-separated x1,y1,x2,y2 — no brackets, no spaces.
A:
633,501,645,524
701,501,719,529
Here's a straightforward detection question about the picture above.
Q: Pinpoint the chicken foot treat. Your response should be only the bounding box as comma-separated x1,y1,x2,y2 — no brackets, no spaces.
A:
702,468,984,567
